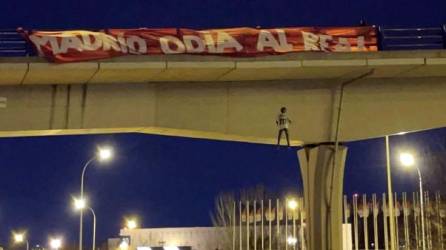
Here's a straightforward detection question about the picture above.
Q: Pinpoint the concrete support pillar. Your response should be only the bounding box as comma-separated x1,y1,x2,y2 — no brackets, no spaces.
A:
297,143,348,250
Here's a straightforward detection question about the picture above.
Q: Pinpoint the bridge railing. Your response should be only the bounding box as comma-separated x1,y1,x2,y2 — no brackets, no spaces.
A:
379,26,446,50
0,29,31,57
1,26,446,57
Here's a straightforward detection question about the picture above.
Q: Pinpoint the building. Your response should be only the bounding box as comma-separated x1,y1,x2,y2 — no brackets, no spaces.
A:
119,227,228,250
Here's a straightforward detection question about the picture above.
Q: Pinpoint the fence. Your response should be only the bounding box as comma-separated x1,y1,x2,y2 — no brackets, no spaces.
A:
345,192,445,250
231,192,445,250
230,198,306,250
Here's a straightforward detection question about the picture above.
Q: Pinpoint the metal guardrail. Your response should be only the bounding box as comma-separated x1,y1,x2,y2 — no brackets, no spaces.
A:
0,29,29,57
379,26,446,50
1,26,446,57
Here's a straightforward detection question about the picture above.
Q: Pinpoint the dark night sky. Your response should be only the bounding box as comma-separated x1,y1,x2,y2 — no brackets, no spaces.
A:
0,127,445,247
1,0,446,29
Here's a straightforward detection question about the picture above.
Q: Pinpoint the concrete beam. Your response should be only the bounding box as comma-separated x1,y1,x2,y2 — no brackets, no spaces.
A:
0,126,303,146
0,77,446,143
23,62,98,84
1,51,446,85
0,63,28,85
90,62,166,84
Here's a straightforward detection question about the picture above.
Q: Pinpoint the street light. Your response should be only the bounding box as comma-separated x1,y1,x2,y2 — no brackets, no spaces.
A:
287,199,298,210
13,232,29,250
73,197,97,250
400,152,426,250
49,238,62,250
126,219,138,230
400,152,415,167
74,197,86,210
97,147,113,162
287,236,298,246
79,146,114,250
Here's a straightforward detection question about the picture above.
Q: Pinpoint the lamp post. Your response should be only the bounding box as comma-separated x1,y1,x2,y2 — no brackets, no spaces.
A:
74,198,97,250
385,135,397,250
13,232,29,250
79,146,113,250
88,207,97,250
400,152,426,250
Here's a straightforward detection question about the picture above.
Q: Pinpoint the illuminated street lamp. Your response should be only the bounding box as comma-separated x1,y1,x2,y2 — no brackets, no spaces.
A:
74,197,86,210
400,152,426,250
287,199,298,210
287,236,298,246
49,238,62,250
79,146,114,250
73,197,97,250
126,219,138,230
13,232,29,250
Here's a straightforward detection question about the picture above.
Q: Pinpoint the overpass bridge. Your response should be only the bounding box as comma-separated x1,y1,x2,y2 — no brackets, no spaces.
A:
1,50,446,141
1,50,446,250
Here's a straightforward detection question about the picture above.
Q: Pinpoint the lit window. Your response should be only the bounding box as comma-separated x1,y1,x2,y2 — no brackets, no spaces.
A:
163,247,179,250
137,247,152,250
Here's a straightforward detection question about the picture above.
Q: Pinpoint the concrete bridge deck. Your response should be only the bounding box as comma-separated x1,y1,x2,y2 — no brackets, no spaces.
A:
2,50,446,85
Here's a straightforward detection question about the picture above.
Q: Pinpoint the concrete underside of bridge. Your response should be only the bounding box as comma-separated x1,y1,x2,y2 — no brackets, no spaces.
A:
1,50,446,250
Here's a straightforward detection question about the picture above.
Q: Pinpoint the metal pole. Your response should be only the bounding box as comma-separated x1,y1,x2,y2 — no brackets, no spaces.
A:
363,194,369,250
277,199,280,250
394,193,400,250
417,167,426,250
254,200,257,250
261,200,264,250
233,201,236,250
372,194,379,250
80,157,95,250
385,135,396,250
293,205,296,250
286,199,288,250
436,192,443,250
383,193,389,250
426,192,432,249
353,194,359,250
403,192,410,250
414,192,420,250
269,199,272,250
300,198,304,250
88,207,96,250
240,201,242,250
247,200,250,250
26,240,29,250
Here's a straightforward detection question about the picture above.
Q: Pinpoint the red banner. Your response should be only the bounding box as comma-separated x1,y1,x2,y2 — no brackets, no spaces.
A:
19,27,377,63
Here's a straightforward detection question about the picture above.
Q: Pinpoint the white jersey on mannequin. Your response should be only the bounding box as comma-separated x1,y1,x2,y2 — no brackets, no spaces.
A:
277,113,290,130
